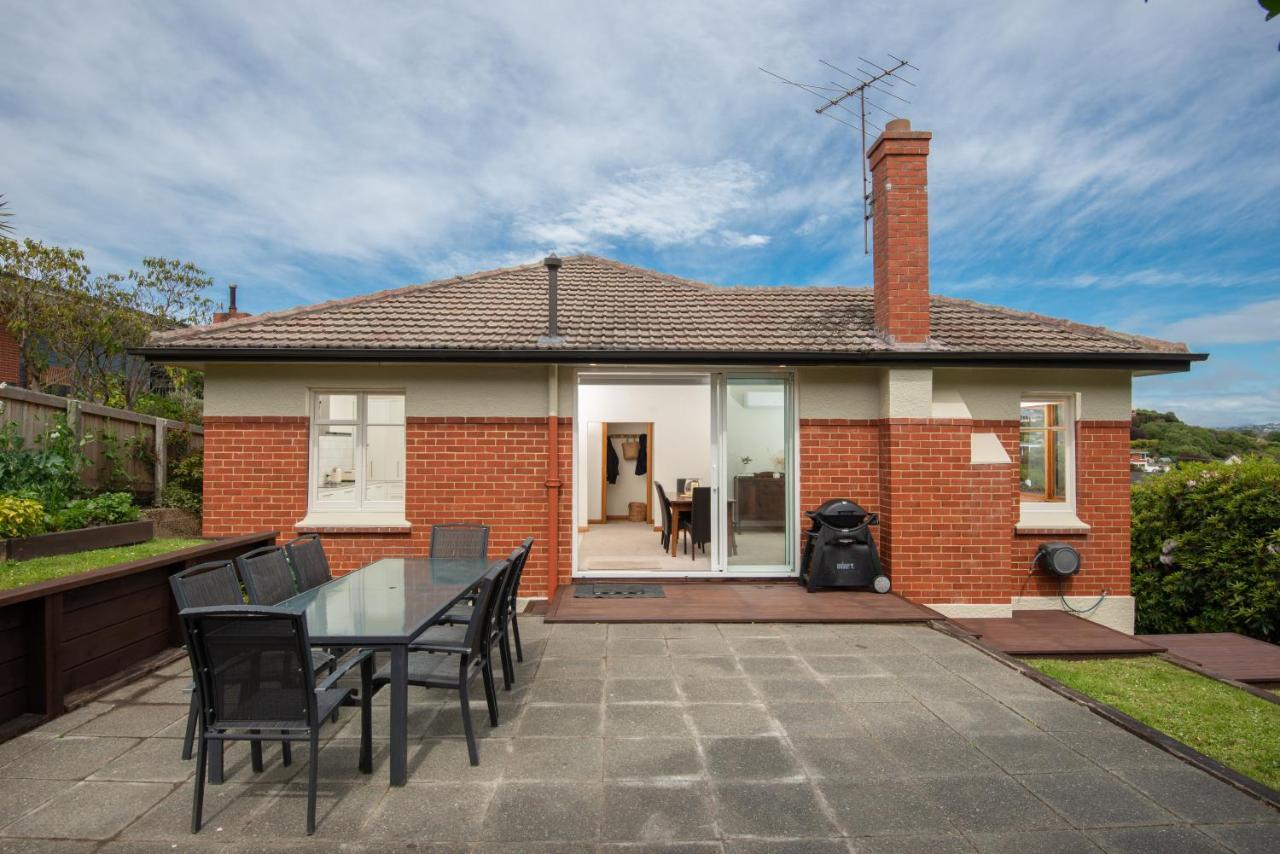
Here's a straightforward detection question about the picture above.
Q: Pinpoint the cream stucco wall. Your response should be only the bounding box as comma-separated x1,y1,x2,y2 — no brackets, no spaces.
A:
203,363,556,418
932,368,1132,421
795,367,880,420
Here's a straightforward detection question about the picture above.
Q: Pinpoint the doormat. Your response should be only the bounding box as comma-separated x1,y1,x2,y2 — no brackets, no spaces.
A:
573,583,666,599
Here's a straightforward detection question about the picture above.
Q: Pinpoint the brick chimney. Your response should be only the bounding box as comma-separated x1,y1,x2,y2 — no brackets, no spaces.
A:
868,118,932,345
212,283,250,324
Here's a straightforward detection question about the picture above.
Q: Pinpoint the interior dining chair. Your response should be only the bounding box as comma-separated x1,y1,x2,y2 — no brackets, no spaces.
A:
429,523,490,559
181,606,374,835
681,486,711,560
654,483,673,551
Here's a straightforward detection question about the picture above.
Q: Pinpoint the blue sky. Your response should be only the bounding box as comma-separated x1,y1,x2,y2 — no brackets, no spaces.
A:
2,1,1277,426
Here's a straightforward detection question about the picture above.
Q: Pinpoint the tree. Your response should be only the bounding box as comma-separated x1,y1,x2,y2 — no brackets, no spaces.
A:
0,236,215,407
0,237,90,388
0,195,12,235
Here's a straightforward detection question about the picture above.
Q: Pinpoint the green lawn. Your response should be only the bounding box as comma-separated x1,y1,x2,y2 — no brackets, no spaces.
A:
1029,656,1280,791
0,538,208,592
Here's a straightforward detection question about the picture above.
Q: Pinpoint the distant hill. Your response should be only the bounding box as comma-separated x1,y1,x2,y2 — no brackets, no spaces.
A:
1131,410,1280,462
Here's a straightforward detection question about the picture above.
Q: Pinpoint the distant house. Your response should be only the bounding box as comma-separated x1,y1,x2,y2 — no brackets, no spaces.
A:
139,119,1207,633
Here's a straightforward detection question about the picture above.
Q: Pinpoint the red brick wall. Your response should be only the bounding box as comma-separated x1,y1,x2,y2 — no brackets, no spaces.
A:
0,324,21,385
799,416,1128,606
1011,420,1131,601
869,122,932,345
202,415,574,598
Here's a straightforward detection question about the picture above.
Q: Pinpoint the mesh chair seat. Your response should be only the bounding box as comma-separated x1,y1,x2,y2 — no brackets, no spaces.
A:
374,649,477,689
410,623,469,651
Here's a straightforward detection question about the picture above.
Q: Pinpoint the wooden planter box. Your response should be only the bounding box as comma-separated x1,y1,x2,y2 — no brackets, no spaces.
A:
0,520,155,563
0,531,278,732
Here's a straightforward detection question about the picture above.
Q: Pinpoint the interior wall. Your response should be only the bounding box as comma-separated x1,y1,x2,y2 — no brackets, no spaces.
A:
726,387,786,481
603,422,648,518
577,381,712,527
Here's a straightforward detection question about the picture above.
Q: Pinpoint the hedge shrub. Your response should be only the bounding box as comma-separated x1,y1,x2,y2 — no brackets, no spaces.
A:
52,492,140,532
0,495,46,539
1132,457,1280,642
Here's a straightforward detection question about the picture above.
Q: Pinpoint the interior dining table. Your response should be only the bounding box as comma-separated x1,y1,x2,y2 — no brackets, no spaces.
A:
281,555,499,786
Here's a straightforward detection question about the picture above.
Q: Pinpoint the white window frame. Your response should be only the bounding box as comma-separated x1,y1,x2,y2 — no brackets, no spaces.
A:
307,389,406,516
1017,393,1088,530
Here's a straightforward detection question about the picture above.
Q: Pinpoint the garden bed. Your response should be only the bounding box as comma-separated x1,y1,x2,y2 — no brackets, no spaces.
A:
0,537,207,592
0,519,154,563
1029,656,1280,792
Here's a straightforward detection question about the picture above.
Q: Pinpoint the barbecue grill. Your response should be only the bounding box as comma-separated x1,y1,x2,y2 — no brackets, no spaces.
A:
798,498,889,593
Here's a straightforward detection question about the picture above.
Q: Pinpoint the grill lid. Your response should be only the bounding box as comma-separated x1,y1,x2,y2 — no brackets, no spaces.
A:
807,498,874,529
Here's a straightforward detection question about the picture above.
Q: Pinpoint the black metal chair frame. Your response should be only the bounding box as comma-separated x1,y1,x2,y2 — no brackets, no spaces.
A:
237,545,300,606
428,523,491,559
180,605,375,835
170,560,245,763
374,560,508,765
285,534,333,592
440,543,530,689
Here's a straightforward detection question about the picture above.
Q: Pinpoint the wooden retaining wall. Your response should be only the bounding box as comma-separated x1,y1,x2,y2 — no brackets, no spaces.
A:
0,531,276,729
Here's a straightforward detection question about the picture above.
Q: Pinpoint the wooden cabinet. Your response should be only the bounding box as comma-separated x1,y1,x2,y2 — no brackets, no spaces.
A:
734,475,785,526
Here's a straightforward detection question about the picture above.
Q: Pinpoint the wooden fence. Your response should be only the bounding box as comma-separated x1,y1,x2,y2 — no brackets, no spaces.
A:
0,531,277,729
0,383,203,501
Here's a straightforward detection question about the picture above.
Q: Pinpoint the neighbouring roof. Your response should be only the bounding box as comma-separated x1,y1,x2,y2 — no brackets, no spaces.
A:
139,255,1202,369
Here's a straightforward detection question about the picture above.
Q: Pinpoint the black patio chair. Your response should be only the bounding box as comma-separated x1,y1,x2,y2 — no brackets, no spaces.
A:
285,534,332,592
504,537,534,662
236,545,299,606
429,523,490,559
238,545,337,706
654,482,674,551
170,560,245,762
372,559,508,766
680,486,711,560
180,606,374,835
439,542,532,688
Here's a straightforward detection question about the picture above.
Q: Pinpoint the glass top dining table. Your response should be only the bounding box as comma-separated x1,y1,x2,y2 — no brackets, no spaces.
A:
283,556,500,785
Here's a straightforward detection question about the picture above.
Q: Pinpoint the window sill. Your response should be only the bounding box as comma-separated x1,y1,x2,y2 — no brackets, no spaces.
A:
1016,507,1090,535
295,512,411,534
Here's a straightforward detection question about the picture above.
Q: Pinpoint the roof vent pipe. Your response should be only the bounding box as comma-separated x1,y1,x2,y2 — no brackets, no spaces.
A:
228,283,238,313
538,255,564,344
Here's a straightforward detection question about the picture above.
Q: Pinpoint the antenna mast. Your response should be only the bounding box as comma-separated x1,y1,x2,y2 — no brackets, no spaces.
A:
761,54,919,254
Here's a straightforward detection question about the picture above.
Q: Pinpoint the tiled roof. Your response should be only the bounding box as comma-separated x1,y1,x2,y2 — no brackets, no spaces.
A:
146,255,1189,358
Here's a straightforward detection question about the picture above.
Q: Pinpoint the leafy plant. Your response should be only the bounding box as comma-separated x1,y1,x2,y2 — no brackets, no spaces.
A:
0,494,44,538
169,449,203,494
52,491,139,531
1132,457,1280,641
0,415,89,510
160,484,202,515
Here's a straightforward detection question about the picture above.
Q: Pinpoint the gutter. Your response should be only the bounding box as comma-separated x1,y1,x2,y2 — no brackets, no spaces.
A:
131,346,1209,372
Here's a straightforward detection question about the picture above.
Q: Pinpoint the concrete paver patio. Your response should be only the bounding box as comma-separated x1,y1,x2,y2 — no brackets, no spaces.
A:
0,617,1275,852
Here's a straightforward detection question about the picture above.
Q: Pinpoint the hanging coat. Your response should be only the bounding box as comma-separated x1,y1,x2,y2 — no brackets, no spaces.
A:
634,433,648,476
606,437,620,484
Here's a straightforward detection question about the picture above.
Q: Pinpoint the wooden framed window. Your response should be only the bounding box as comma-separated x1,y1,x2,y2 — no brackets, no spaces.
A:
310,391,405,513
1020,399,1069,503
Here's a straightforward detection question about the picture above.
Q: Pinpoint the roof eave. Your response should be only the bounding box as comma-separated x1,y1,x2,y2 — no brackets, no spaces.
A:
131,346,1208,372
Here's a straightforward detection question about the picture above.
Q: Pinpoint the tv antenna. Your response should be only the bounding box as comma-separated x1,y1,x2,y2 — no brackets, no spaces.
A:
760,54,919,254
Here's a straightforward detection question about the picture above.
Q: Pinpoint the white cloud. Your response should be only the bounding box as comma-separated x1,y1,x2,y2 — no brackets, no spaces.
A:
1162,298,1280,345
520,160,766,251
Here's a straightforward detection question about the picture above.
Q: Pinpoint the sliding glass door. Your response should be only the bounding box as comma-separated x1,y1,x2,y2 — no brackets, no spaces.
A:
715,375,795,574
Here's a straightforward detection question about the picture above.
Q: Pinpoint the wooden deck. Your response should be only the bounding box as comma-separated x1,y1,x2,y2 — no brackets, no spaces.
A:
544,581,941,623
1141,632,1280,686
952,610,1166,657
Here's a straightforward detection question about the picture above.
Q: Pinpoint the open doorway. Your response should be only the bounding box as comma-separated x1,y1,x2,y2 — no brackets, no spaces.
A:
577,375,713,572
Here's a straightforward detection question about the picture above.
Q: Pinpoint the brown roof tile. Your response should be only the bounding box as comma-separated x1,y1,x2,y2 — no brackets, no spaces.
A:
147,255,1189,357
